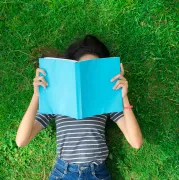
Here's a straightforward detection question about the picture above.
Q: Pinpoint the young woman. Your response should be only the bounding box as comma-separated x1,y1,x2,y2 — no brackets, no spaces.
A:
16,35,143,180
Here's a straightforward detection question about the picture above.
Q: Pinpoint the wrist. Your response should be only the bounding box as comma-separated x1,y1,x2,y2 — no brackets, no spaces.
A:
123,95,130,106
123,95,133,109
33,93,39,98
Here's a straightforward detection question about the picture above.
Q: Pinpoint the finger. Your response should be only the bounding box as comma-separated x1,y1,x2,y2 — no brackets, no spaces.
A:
120,63,124,73
111,74,126,82
111,74,120,82
113,80,127,89
118,74,126,80
33,81,45,87
113,81,119,89
120,63,124,76
117,79,127,84
34,76,48,86
37,76,48,85
34,81,47,89
36,68,46,77
116,84,124,90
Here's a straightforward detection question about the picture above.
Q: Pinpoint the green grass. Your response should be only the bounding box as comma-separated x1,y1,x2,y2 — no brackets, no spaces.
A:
0,0,178,179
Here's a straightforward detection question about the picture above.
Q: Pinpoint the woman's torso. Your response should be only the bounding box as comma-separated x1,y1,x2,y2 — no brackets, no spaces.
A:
55,114,109,165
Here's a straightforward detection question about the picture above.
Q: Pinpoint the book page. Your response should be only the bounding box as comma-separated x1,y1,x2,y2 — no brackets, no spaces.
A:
79,57,123,118
38,58,78,118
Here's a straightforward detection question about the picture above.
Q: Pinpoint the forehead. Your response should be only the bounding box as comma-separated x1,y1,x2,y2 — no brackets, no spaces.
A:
79,54,99,61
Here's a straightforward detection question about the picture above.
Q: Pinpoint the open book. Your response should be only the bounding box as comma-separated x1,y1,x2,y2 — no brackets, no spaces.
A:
38,57,123,119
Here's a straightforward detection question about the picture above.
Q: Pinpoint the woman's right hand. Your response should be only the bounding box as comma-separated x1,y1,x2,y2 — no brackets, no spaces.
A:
33,68,48,96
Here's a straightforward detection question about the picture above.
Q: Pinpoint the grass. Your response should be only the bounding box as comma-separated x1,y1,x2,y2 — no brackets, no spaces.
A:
0,0,178,179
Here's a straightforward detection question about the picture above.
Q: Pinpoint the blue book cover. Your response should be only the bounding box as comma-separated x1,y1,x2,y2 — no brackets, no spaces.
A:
38,57,123,119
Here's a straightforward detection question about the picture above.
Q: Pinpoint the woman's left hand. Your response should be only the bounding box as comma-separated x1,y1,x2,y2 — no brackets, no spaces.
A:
110,63,128,98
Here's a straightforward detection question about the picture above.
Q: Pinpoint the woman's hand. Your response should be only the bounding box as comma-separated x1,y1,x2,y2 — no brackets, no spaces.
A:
33,68,48,96
110,63,128,98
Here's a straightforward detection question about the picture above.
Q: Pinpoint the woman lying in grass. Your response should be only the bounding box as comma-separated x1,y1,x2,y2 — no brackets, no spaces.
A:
16,34,143,180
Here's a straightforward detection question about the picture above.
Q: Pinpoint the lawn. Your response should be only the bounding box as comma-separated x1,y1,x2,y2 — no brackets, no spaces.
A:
0,0,178,179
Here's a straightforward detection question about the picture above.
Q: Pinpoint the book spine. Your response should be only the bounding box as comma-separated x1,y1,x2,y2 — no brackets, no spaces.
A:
75,63,82,119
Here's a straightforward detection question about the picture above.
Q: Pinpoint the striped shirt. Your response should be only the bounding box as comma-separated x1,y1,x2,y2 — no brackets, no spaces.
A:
35,111,124,165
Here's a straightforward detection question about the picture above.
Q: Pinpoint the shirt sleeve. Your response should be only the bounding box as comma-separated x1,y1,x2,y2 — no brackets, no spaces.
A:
35,110,56,129
109,111,124,123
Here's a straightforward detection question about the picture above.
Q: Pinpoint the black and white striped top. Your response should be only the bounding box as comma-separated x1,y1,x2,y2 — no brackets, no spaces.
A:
35,111,124,165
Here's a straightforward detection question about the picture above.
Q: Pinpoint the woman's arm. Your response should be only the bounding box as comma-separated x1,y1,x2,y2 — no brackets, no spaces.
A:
123,95,143,148
16,68,48,147
111,63,143,148
115,95,143,149
16,94,39,147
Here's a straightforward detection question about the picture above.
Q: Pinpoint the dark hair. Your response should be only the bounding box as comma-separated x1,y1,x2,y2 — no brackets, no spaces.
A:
31,34,110,69
64,34,110,60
